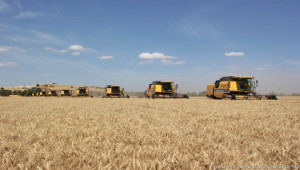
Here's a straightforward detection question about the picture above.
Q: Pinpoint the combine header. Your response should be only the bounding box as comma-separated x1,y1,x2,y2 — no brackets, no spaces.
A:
103,85,129,98
145,81,189,99
206,76,277,100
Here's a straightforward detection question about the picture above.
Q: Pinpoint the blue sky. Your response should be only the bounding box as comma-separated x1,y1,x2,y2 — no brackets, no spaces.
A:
0,0,299,94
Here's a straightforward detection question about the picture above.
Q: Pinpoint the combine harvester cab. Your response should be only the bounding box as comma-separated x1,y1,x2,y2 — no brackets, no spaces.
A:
76,87,91,97
48,90,58,96
145,81,189,99
39,91,48,96
60,90,72,97
206,76,277,100
103,85,130,98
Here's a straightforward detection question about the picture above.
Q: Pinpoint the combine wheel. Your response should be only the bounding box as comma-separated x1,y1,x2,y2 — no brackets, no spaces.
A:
152,94,157,99
231,95,237,100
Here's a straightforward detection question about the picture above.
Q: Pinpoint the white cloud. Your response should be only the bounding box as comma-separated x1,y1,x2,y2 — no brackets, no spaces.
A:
98,56,114,60
285,60,300,66
225,52,245,57
72,52,80,56
68,45,85,51
139,52,176,60
45,47,67,53
160,59,186,65
0,0,11,11
0,46,26,52
0,62,18,67
14,11,43,19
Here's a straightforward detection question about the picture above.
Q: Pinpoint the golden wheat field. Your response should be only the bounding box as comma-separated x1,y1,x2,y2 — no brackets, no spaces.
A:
0,97,299,169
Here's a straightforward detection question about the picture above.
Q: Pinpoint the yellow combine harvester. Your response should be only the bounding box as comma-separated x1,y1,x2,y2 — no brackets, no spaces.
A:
206,76,277,100
145,81,189,99
48,90,58,96
76,87,90,97
103,85,129,98
60,90,72,96
39,91,47,96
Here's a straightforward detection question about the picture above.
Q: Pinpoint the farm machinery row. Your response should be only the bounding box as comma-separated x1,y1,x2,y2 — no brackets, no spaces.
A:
11,75,277,100
33,87,89,97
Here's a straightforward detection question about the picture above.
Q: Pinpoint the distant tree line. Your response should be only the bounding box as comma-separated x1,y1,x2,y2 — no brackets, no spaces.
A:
0,87,11,96
8,88,42,96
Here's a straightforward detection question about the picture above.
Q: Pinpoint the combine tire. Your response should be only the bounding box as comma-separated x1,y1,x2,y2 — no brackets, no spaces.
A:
231,95,237,100
152,94,157,99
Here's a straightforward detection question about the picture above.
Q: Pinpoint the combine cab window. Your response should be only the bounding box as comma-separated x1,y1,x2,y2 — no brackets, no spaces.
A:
162,83,172,92
235,78,252,91
79,89,86,94
112,86,120,93
215,80,220,88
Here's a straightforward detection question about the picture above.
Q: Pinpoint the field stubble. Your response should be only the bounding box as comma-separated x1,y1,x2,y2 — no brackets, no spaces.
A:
0,97,299,169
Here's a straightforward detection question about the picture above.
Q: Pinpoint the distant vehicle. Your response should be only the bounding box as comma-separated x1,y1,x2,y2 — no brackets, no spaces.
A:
39,91,47,96
60,90,72,96
103,85,129,98
48,90,58,96
145,81,189,99
76,87,90,97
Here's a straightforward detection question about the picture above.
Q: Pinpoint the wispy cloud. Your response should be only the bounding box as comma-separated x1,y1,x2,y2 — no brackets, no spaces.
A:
0,0,11,12
0,62,18,67
42,73,53,77
253,67,267,71
0,46,26,52
14,11,43,19
72,52,80,56
98,56,114,60
31,30,60,42
68,45,85,51
139,52,176,60
138,60,154,65
160,59,186,65
45,47,67,53
0,26,65,45
285,60,300,66
225,52,245,57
